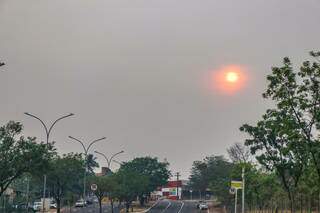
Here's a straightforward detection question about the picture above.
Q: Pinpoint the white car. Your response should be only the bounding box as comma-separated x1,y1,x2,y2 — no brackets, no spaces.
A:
199,202,209,210
75,200,86,207
50,202,57,209
33,202,42,211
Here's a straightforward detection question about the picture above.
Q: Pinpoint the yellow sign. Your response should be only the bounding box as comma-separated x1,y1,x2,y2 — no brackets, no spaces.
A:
231,181,242,189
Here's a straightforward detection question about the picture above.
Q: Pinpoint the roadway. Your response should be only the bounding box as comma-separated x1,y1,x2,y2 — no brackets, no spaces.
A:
146,199,209,213
62,200,208,213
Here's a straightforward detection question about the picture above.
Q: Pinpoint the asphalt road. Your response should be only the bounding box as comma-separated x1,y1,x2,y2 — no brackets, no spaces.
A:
64,200,209,213
68,203,121,213
147,199,209,213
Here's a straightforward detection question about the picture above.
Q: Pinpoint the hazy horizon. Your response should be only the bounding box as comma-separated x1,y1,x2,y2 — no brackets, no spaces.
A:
1,0,320,179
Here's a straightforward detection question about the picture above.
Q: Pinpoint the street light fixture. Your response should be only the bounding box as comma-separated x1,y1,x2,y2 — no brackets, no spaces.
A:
68,136,106,200
24,112,74,213
94,150,124,170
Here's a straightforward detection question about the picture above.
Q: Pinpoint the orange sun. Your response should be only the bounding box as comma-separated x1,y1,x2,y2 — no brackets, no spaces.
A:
208,65,247,95
226,72,239,83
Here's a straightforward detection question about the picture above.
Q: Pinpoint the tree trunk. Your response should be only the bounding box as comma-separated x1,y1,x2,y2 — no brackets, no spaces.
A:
126,202,130,213
111,199,114,213
57,198,61,213
139,195,145,206
99,199,102,213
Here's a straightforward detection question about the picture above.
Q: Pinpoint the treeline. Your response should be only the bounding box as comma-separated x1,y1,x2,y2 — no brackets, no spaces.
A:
189,51,320,213
0,121,170,213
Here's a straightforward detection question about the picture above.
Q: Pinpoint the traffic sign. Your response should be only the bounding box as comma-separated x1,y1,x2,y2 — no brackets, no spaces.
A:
231,181,242,189
91,184,98,191
229,187,236,195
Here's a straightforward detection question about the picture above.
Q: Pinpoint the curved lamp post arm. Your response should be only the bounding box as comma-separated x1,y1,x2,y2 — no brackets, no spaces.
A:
110,150,124,163
87,137,106,153
69,136,87,154
94,150,110,165
24,112,49,136
48,113,74,135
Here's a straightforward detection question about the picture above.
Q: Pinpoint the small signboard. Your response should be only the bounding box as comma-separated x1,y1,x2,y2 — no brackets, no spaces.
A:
231,181,242,189
229,187,236,195
91,184,98,191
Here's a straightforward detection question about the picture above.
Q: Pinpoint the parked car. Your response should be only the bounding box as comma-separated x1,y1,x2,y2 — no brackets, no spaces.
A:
75,199,86,207
33,201,42,211
49,201,57,209
12,203,35,212
198,202,209,210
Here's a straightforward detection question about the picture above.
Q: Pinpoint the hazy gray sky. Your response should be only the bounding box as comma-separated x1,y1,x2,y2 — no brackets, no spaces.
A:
1,0,320,178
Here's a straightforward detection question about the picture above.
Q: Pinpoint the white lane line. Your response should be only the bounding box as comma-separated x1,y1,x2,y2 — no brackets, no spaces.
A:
161,200,172,213
143,199,161,213
177,201,184,213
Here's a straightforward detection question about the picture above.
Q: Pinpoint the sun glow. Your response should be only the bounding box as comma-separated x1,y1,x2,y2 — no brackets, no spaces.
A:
226,72,239,83
208,65,248,95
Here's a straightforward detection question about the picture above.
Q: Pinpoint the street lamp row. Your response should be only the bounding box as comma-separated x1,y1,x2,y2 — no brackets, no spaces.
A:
24,113,123,211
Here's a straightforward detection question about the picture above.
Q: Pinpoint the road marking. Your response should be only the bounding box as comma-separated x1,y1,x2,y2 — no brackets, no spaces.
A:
161,200,171,213
143,199,161,212
177,201,184,213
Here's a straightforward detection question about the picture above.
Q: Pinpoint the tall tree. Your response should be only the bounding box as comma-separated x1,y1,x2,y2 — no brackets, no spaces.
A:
86,154,99,174
120,157,170,205
46,153,84,213
89,175,117,213
241,110,306,213
262,52,320,189
0,121,52,197
189,155,233,201
227,142,251,163
114,169,149,212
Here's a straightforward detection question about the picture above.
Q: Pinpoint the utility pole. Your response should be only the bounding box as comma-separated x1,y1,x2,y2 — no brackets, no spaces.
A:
175,172,180,200
242,167,245,213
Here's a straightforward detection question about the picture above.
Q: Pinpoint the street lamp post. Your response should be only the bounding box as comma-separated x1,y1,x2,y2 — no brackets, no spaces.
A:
68,136,106,201
24,112,74,213
94,150,124,171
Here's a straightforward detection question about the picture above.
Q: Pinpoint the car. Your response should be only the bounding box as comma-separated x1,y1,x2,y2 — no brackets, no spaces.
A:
49,201,57,209
33,201,42,211
196,200,204,209
75,199,86,207
12,203,35,212
198,202,209,210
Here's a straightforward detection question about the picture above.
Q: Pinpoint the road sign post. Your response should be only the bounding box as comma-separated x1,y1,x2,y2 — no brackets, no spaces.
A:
242,167,245,213
231,180,243,213
91,184,98,191
235,188,238,213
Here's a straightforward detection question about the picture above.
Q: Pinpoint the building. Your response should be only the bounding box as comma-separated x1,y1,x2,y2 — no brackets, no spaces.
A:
152,180,184,200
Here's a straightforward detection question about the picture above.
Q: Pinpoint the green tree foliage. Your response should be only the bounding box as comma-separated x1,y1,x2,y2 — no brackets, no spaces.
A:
120,157,170,205
46,153,84,213
89,175,117,213
0,121,52,197
189,155,233,202
239,51,320,212
86,154,99,174
262,52,320,185
113,169,149,212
